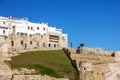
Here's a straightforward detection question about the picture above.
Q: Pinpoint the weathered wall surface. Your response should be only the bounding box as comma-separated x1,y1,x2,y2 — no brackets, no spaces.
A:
65,48,120,80
12,75,69,80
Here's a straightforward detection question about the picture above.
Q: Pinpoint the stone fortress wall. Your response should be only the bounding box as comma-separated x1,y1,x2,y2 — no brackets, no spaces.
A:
63,48,120,80
0,16,68,80
1,16,120,80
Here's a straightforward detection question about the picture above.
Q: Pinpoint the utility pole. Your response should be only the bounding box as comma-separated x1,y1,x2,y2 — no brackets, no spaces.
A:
70,42,73,48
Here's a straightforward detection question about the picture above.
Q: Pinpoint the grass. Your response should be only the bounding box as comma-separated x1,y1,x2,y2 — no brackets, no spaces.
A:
7,50,79,79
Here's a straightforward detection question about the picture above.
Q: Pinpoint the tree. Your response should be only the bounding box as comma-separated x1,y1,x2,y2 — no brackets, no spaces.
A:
80,43,84,54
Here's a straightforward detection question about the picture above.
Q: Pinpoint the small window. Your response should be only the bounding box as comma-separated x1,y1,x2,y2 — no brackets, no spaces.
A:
41,35,43,38
37,27,39,30
30,41,32,45
28,26,30,30
3,30,5,34
43,27,45,31
102,73,104,75
17,32,19,35
30,34,31,37
97,73,99,75
21,40,23,45
3,21,5,24
84,68,86,70
11,41,14,46
21,33,24,36
54,44,56,48
48,43,51,47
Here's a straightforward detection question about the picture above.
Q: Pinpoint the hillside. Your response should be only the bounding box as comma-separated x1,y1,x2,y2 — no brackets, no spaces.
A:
7,50,78,79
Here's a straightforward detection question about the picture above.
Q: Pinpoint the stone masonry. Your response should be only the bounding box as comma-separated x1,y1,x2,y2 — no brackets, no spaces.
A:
64,48,120,80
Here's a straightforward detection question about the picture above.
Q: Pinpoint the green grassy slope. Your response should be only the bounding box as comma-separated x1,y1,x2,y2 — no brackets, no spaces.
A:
7,50,78,79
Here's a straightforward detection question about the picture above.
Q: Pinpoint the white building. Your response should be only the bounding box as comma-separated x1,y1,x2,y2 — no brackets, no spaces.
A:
0,16,68,58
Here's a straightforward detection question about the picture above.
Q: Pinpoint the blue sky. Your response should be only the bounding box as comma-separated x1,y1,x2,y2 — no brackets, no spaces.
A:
0,0,120,50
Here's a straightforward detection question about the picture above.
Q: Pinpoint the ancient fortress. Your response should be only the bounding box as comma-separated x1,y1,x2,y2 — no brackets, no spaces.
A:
1,16,120,80
0,16,68,80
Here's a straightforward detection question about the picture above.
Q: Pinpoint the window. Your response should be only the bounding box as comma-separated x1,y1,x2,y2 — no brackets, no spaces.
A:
41,35,43,38
28,26,30,30
17,32,19,35
3,21,5,24
43,27,45,31
30,41,32,45
48,43,51,47
30,34,32,37
20,33,24,36
84,68,86,70
25,44,27,50
3,30,5,34
49,35,59,40
11,41,14,46
102,73,104,75
37,27,39,30
21,40,23,45
54,44,56,48
12,26,15,33
97,73,99,75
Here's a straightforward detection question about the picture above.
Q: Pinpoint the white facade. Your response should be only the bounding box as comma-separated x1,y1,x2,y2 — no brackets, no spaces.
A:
0,16,65,36
0,16,68,49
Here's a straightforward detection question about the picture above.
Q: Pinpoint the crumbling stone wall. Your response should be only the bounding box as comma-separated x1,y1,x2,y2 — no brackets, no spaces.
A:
12,75,69,80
